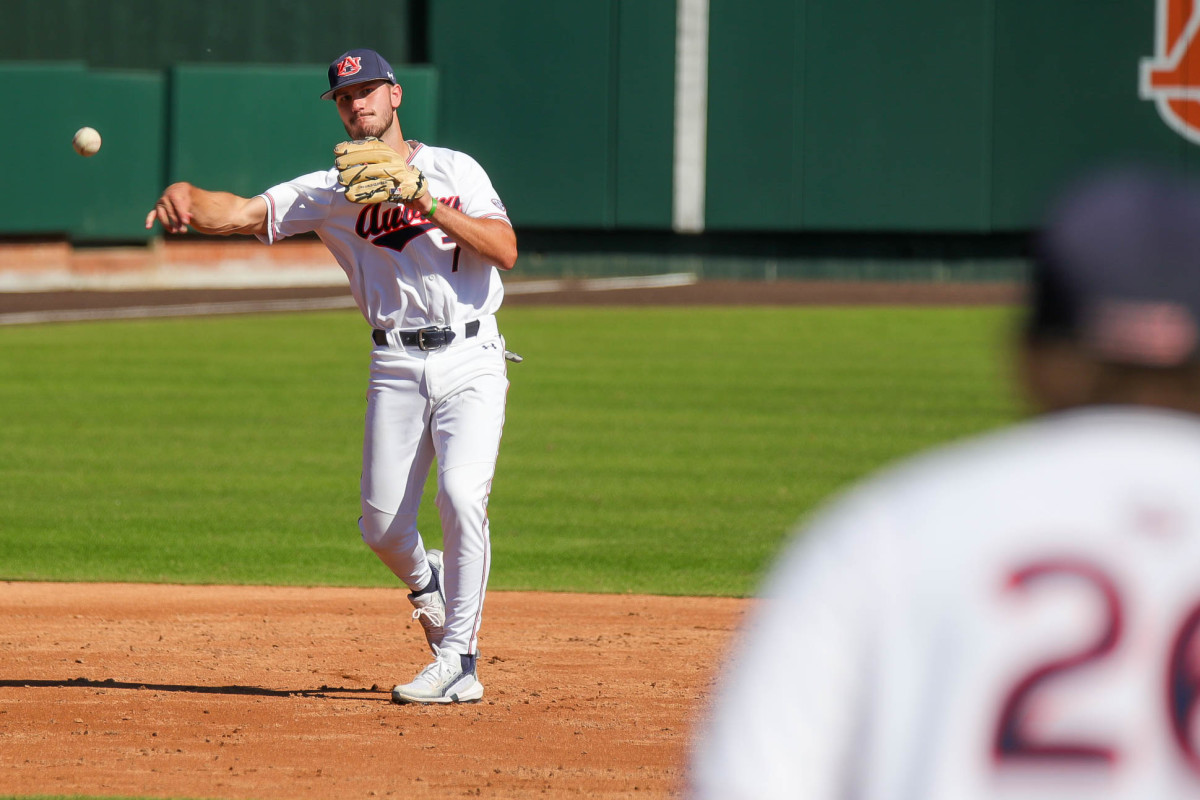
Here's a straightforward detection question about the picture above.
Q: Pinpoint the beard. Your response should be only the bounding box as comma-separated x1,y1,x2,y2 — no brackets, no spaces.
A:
346,111,393,141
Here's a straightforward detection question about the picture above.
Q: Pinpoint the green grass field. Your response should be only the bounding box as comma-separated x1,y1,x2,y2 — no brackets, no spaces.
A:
0,304,1021,597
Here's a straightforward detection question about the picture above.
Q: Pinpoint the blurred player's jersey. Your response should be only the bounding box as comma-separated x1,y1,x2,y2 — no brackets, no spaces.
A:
692,406,1200,800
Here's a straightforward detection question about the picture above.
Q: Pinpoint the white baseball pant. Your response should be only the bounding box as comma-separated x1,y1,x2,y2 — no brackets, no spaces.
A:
358,315,508,657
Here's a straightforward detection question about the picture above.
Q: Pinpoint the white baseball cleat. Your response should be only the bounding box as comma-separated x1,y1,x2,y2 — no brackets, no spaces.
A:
391,647,484,705
408,549,446,654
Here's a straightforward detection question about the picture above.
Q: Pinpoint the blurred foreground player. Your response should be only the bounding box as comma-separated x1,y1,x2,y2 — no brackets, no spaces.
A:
690,167,1200,799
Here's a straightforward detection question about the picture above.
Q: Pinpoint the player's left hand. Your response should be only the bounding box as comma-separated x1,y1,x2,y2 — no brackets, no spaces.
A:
334,137,428,205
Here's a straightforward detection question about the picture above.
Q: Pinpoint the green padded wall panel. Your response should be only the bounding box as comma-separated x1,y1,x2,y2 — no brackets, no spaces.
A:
799,0,992,231
0,63,165,240
0,0,414,69
432,0,615,227
168,65,437,199
432,0,676,229
74,70,168,240
615,2,677,229
990,1,1187,229
707,0,992,232
0,62,92,235
706,0,805,230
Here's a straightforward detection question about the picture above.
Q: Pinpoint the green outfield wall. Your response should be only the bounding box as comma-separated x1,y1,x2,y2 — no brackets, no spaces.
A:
429,1,677,230
0,0,418,68
168,65,438,201
1,62,166,241
0,0,1193,245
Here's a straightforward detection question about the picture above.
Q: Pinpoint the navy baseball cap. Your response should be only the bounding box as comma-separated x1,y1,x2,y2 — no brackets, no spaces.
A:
1029,166,1200,366
321,48,396,100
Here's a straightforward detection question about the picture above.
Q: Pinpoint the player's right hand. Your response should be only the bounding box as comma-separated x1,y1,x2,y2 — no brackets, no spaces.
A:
145,183,194,234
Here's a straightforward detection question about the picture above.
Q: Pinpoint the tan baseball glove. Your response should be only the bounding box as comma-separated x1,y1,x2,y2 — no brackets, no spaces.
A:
334,137,428,205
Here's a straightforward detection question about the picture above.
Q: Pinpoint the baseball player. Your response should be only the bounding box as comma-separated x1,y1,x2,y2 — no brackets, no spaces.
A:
690,167,1200,799
145,48,516,705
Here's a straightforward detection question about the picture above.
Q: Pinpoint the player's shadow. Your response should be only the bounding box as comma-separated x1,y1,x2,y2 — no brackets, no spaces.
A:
0,676,389,700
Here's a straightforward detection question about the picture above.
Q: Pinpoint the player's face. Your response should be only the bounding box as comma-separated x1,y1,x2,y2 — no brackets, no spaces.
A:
334,80,401,140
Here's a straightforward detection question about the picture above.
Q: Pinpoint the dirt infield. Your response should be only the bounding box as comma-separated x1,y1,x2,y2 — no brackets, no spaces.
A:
0,278,1017,799
0,582,747,799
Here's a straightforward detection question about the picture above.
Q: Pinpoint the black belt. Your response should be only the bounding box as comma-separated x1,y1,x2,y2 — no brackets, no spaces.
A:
373,320,481,351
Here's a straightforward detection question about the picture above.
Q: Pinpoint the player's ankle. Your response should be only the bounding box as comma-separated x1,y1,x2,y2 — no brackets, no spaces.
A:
411,572,439,597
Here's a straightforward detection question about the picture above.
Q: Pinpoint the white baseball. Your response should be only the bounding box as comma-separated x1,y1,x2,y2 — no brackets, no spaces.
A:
72,127,102,157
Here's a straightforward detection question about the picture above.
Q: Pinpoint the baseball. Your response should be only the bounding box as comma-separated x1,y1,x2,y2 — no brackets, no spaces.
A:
72,126,102,157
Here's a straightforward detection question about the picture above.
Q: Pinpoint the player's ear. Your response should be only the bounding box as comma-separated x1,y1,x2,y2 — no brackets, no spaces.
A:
391,84,403,110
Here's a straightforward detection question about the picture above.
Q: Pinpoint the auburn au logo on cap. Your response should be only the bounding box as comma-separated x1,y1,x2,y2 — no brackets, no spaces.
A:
336,56,363,78
1141,0,1200,144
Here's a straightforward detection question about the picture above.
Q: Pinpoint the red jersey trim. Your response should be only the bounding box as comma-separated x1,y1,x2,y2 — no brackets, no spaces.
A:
260,192,278,242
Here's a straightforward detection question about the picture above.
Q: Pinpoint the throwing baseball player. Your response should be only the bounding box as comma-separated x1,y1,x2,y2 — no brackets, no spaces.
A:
690,167,1200,798
145,48,516,704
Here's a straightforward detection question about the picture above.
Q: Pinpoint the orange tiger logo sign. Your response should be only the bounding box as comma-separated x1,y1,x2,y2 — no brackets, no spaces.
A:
1142,0,1200,144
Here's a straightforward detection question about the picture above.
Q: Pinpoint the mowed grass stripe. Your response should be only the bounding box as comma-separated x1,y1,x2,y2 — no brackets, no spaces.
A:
0,305,1020,596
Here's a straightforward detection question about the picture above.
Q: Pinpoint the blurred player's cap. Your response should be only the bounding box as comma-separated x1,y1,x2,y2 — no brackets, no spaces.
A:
1029,166,1200,366
322,49,396,100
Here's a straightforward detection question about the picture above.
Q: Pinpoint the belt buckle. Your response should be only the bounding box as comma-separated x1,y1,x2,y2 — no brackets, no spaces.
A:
416,326,445,351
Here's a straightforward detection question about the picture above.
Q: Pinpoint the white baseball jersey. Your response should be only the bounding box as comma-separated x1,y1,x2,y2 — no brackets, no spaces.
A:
691,406,1200,800
252,141,512,661
256,141,510,329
